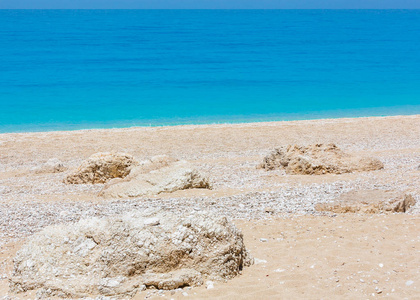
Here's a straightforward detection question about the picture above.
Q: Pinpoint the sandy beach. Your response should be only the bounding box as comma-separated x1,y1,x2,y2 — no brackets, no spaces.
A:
1,115,419,299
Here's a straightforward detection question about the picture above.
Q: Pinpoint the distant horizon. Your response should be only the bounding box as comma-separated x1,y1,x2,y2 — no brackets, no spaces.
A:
1,0,420,10
2,8,420,10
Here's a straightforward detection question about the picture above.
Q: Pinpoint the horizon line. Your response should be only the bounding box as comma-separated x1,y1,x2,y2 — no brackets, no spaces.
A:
1,8,420,10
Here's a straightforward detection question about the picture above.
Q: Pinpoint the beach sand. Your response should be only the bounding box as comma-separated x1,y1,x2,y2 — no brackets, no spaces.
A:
0,115,419,299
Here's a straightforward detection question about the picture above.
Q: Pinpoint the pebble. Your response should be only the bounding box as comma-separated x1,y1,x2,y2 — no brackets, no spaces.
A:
379,263,384,268
206,281,214,289
144,217,160,226
406,280,414,286
260,238,268,242
254,258,267,265
274,268,285,273
264,207,275,213
182,292,189,297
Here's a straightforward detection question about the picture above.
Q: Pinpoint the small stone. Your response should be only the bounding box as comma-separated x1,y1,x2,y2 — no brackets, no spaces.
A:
59,211,68,217
206,281,214,289
254,258,267,265
360,279,365,283
144,217,160,226
264,207,274,213
274,268,285,273
375,287,382,294
379,263,384,268
260,238,268,243
406,280,414,286
182,292,189,296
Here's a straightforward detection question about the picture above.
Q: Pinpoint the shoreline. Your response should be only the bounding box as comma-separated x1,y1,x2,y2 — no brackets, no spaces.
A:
1,113,420,136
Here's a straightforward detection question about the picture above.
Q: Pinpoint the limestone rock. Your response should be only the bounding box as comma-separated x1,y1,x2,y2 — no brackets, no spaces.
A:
315,190,416,214
64,152,138,184
131,155,179,176
100,160,211,198
10,211,252,298
31,158,67,174
260,144,384,175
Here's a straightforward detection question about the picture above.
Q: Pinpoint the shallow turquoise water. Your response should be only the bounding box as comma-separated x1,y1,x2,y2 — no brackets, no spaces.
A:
0,10,419,132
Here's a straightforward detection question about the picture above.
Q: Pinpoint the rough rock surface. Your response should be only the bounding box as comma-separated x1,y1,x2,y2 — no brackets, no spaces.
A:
10,210,252,298
64,152,138,184
100,159,211,198
260,143,384,175
130,155,179,176
315,190,416,213
31,158,67,174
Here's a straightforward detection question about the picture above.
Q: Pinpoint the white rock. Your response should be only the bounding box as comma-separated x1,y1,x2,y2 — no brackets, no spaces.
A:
144,217,160,226
100,160,211,198
274,268,285,273
406,280,414,286
206,281,214,289
254,258,267,265
10,211,253,298
64,152,138,184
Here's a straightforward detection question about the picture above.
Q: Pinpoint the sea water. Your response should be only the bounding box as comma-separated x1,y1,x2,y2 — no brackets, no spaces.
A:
0,9,419,132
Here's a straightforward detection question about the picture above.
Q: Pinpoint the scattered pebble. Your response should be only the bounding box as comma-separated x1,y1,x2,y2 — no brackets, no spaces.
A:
406,280,414,286
274,268,285,273
254,258,268,265
144,217,160,226
206,281,214,289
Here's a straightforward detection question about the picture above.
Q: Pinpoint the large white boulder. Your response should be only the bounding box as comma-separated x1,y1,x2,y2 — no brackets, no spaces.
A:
10,211,252,298
100,159,211,198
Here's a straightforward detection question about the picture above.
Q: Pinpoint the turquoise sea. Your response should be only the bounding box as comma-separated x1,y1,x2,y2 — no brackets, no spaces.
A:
0,10,419,133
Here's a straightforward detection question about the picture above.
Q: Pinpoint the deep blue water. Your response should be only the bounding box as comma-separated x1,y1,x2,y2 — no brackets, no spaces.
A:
1,10,420,133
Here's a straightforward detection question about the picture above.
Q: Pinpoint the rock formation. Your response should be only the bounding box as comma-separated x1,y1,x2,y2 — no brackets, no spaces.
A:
64,152,138,184
100,158,211,198
315,190,416,214
10,210,252,298
260,143,384,175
